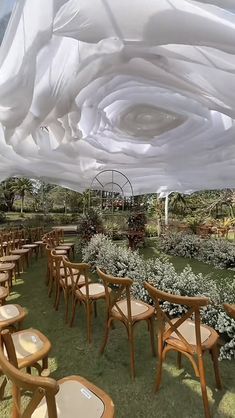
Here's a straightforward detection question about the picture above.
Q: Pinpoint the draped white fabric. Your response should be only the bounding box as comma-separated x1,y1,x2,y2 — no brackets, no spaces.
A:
0,0,235,195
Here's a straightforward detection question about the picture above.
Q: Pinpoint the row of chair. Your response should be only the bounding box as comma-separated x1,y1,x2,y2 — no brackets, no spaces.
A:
5,228,232,418
0,228,115,417
44,243,235,418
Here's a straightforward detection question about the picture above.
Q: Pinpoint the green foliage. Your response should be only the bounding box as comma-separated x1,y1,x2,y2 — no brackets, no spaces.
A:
159,232,235,269
0,178,17,211
128,212,147,232
83,234,235,360
183,214,203,233
0,211,6,224
146,223,159,237
77,209,104,242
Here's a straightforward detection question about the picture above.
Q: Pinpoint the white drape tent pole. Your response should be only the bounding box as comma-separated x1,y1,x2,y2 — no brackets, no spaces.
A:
165,194,169,226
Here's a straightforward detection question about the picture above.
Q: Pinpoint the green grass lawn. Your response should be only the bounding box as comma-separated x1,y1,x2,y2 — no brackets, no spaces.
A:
141,238,235,283
1,241,235,417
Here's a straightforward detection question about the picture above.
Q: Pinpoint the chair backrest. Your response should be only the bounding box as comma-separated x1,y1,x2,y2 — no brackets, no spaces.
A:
97,267,133,324
63,259,90,295
223,303,235,320
0,330,59,418
144,282,209,354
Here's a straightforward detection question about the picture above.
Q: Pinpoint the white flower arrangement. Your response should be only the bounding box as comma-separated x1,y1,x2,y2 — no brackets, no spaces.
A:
83,234,235,360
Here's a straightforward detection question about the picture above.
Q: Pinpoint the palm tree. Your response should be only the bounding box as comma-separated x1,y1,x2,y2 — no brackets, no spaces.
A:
169,192,187,214
12,178,33,213
0,178,17,211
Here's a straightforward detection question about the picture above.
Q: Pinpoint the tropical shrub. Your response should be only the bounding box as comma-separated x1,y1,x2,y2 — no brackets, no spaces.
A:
0,211,6,224
127,212,147,249
159,232,235,269
77,209,104,242
83,234,235,360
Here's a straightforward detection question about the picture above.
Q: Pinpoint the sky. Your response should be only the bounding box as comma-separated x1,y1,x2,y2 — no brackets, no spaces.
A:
0,0,15,19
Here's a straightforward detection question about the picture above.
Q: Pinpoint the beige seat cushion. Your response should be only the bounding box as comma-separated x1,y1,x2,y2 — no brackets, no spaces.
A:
22,244,38,248
55,250,67,255
0,286,8,297
169,319,211,345
32,379,105,418
0,304,20,321
11,249,29,254
80,283,105,297
0,263,14,270
0,255,20,261
10,330,44,359
112,300,149,318
0,273,8,282
56,246,70,251
34,241,43,244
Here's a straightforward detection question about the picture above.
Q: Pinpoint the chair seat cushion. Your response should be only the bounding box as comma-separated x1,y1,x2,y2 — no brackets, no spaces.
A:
0,273,8,283
0,263,15,270
112,299,152,319
0,255,20,261
0,304,20,321
55,246,70,251
32,378,105,418
11,330,45,359
10,249,29,254
0,286,8,299
22,244,38,248
80,283,105,297
54,250,67,255
166,318,215,350
34,241,44,244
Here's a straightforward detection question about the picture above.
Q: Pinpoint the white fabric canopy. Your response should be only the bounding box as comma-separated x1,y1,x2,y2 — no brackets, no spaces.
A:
0,0,235,195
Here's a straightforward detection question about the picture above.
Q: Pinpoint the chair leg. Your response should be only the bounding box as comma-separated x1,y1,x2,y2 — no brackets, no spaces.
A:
100,318,112,354
94,301,98,318
64,291,70,323
48,275,54,297
42,356,48,371
128,325,136,380
12,384,21,418
87,302,93,344
198,354,211,418
156,338,164,392
0,377,7,399
177,352,182,369
54,287,61,311
70,299,78,327
210,345,222,390
148,317,156,357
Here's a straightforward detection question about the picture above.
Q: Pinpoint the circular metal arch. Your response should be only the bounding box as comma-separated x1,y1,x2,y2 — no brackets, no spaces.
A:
88,170,134,236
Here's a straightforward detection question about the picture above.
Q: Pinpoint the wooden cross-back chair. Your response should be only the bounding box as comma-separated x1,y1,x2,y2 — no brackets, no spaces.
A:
45,245,68,295
0,329,115,418
223,303,235,320
50,251,73,321
63,259,104,342
144,282,222,418
97,268,155,379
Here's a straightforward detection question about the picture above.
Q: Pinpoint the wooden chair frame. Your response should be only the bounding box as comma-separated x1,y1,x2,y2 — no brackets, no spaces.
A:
97,268,155,379
223,303,235,320
51,252,72,322
0,330,115,418
144,282,222,418
63,259,99,342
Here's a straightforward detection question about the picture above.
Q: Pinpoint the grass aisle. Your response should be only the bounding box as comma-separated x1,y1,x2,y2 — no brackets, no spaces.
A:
0,253,235,417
